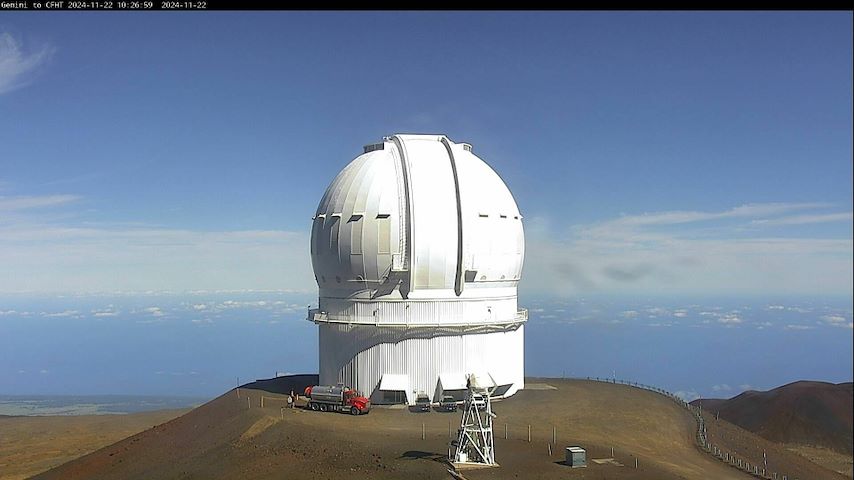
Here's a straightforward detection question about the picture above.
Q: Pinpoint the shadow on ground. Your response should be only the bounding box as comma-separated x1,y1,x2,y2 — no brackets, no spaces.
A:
241,374,318,396
400,451,449,464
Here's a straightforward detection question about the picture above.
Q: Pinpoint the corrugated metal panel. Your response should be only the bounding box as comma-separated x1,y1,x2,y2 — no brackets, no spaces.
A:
319,323,524,404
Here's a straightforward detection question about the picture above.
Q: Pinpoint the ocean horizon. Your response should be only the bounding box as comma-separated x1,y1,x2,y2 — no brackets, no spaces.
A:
2,291,851,405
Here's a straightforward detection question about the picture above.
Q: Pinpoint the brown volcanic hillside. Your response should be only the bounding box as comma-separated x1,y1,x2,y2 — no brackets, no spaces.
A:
35,378,763,480
692,381,853,454
0,409,187,480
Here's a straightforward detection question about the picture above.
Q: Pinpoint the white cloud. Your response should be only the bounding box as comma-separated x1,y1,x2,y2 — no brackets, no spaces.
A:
0,33,54,94
39,369,49,374
753,212,853,226
606,202,828,227
673,310,688,318
820,315,852,329
521,203,853,297
712,384,732,392
144,307,164,317
0,221,312,293
717,314,742,325
784,324,812,330
766,305,785,310
0,194,80,211
674,390,700,402
42,309,78,317
739,384,756,391
787,306,812,313
821,314,847,324
1,194,850,297
620,310,639,318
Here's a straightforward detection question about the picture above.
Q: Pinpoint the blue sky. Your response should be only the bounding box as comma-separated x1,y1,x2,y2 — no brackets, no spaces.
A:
1,12,852,296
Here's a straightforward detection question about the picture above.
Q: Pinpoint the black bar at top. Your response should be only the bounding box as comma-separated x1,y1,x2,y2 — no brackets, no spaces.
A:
0,2,848,10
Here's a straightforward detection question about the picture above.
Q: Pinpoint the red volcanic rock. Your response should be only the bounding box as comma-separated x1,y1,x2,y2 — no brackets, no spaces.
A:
693,381,853,454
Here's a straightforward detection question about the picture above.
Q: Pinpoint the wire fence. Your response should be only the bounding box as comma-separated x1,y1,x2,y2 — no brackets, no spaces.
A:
583,376,795,480
239,379,798,479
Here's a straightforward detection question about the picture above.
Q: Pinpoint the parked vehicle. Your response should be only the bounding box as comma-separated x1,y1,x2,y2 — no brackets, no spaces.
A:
304,384,370,415
436,395,458,412
411,393,431,412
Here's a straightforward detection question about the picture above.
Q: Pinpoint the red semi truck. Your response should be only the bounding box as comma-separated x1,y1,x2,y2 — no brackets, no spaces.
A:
304,384,371,415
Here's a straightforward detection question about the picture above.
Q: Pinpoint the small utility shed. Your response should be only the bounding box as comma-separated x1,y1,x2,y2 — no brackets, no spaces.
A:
377,374,411,404
566,446,586,468
435,373,468,401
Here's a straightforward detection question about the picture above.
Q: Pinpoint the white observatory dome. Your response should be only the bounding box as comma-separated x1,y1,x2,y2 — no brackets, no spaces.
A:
311,134,524,308
308,134,526,404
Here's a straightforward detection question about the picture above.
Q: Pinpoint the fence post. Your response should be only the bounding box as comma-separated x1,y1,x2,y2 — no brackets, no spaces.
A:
528,425,531,442
552,426,556,444
422,422,425,440
504,423,508,439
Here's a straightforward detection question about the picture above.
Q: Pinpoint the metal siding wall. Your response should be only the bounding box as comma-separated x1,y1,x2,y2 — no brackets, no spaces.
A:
318,323,524,403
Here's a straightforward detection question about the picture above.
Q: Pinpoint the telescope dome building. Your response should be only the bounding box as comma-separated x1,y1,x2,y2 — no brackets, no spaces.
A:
308,134,526,404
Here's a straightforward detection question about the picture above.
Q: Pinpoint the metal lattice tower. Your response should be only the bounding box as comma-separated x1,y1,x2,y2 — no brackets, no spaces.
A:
452,374,497,466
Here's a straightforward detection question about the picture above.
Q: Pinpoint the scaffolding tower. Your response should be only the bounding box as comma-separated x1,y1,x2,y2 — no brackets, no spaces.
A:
452,374,498,466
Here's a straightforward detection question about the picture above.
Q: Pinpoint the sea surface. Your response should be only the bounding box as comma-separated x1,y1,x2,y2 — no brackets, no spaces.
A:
1,291,851,403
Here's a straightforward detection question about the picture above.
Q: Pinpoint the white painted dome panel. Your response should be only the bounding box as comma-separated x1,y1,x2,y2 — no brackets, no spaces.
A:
310,134,524,306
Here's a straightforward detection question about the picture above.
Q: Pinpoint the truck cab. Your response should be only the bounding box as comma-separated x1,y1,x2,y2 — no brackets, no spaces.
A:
343,389,371,415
